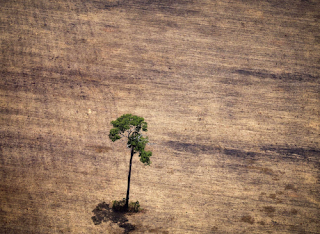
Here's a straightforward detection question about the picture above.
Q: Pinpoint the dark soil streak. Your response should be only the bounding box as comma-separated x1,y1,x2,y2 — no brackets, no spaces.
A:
166,140,259,160
262,146,320,166
167,141,320,170
92,0,198,16
166,141,220,154
235,69,319,82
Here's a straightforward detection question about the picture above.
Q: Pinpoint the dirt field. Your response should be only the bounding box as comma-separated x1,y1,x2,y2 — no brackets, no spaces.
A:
1,0,320,233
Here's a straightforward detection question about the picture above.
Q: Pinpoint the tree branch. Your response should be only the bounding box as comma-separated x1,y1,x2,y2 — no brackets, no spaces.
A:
119,132,127,138
127,126,135,138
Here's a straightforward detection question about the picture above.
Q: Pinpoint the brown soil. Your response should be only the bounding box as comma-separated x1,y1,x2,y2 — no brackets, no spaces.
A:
1,0,319,233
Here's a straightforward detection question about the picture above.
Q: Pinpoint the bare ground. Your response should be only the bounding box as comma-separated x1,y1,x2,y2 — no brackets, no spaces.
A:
0,0,320,233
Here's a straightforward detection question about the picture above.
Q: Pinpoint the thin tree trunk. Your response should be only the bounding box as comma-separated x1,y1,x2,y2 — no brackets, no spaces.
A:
125,146,134,210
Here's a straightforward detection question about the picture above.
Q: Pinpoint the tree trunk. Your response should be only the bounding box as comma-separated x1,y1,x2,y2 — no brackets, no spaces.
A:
125,146,134,211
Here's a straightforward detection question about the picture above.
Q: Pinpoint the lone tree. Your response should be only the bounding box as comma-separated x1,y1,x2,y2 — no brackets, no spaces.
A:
109,114,152,211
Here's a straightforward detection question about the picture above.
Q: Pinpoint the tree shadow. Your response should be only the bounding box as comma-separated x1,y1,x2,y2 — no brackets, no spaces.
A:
91,202,135,233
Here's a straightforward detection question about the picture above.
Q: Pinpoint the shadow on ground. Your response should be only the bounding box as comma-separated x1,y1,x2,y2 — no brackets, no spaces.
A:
92,202,135,233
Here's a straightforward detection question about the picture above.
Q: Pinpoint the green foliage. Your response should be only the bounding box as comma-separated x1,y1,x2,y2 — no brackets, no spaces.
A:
109,128,121,142
109,114,152,165
109,114,147,142
128,201,140,213
112,199,141,213
139,150,152,165
112,198,127,212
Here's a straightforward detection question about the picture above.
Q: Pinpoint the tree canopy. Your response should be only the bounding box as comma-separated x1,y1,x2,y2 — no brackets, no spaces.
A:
109,113,152,165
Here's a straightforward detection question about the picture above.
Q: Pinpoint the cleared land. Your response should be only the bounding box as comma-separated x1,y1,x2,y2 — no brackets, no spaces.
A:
1,0,320,233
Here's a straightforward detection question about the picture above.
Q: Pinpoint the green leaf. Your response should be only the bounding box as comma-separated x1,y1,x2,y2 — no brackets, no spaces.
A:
139,150,152,165
109,128,121,142
110,114,147,133
109,114,152,164
142,122,148,131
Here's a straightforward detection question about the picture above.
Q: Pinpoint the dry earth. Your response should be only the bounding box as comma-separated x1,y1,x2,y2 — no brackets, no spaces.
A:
1,0,320,233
